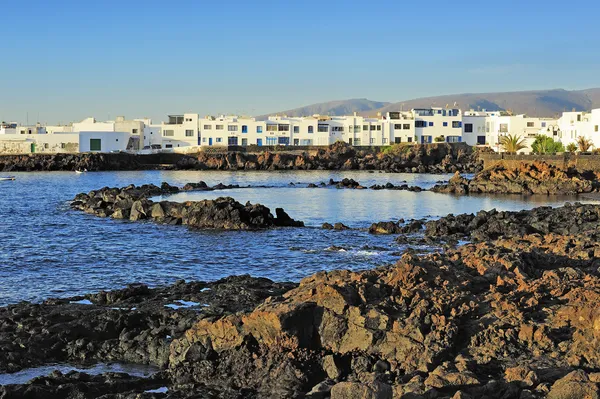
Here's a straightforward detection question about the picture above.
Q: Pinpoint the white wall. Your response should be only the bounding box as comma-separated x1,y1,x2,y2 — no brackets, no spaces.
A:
73,117,115,132
79,131,131,152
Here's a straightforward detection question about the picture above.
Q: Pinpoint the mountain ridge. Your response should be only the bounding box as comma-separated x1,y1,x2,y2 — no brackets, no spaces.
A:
260,88,600,119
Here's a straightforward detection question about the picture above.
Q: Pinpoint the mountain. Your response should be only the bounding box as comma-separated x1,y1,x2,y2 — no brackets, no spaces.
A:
257,99,390,119
261,88,600,119
364,88,600,118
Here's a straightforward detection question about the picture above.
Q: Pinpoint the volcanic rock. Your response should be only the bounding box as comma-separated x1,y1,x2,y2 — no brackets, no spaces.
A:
433,161,600,195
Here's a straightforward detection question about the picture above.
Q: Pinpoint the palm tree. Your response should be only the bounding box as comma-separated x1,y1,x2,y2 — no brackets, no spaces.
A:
577,136,593,152
499,134,527,153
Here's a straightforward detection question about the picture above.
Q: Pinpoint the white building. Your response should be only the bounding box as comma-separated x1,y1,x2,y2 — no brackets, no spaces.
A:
160,114,200,150
0,123,17,135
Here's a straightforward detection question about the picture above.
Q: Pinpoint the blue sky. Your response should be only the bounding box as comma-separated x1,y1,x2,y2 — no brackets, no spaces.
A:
2,0,599,124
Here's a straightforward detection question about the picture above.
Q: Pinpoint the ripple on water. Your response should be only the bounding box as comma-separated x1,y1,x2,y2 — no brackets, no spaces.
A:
0,170,587,305
0,363,159,386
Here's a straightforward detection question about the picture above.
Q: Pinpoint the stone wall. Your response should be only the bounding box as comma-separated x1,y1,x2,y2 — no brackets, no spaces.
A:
479,153,600,172
0,140,33,155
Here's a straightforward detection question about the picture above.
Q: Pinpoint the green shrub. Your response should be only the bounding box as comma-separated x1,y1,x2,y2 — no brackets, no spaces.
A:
531,135,564,154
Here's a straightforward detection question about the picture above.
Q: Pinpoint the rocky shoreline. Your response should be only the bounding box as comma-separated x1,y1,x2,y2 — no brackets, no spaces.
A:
433,161,600,195
71,182,304,229
0,142,482,173
4,203,600,398
178,142,483,173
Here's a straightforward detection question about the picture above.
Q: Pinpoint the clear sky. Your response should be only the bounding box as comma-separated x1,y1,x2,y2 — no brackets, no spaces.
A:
2,0,599,124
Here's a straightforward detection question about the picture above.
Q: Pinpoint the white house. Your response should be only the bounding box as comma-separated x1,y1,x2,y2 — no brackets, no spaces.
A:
412,108,463,144
78,131,131,152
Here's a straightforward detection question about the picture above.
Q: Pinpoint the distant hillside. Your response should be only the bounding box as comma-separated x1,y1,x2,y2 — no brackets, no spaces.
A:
365,88,600,118
262,88,600,119
257,99,390,119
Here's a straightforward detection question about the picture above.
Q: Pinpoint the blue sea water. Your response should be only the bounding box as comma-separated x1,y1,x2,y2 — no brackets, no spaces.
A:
0,170,584,305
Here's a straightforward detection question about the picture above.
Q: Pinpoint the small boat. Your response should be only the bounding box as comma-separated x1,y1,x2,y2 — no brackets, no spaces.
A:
75,169,88,174
0,176,15,181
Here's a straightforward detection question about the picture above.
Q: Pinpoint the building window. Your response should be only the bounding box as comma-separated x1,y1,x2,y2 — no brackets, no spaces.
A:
308,126,314,133
278,124,290,132
527,122,535,127
354,138,361,145
318,124,328,132
376,125,381,131
242,125,248,133
331,126,344,132
228,137,238,145
61,143,66,149
278,137,289,145
382,138,388,144
165,144,173,148
403,124,410,130
293,126,299,133
370,138,375,144
132,129,138,133
216,125,224,130
363,125,368,131
185,130,194,137
257,126,263,133
216,138,222,143
452,121,462,128
228,125,238,132
596,125,599,132
395,137,402,144
464,123,473,133
541,122,547,128
477,136,486,145
204,125,212,130
428,122,434,127
446,136,461,143
90,138,101,151
266,125,277,132
202,137,207,142
415,121,427,128
407,137,412,143
577,115,581,122
443,122,448,127
499,123,508,133
266,137,277,145
394,124,402,129
370,125,376,131
163,130,174,137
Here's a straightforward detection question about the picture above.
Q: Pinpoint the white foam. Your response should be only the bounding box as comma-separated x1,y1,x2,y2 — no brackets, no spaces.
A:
165,300,200,309
70,299,93,305
145,387,168,393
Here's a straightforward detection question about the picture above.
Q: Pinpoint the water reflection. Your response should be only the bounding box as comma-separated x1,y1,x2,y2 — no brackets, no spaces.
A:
0,170,595,305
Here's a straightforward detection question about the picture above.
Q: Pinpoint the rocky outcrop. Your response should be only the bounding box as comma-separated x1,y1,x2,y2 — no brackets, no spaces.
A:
0,371,169,399
158,224,600,398
425,202,600,241
433,161,600,195
7,204,600,397
180,142,483,173
369,219,424,235
0,152,190,172
0,276,295,374
0,142,482,173
71,183,304,229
